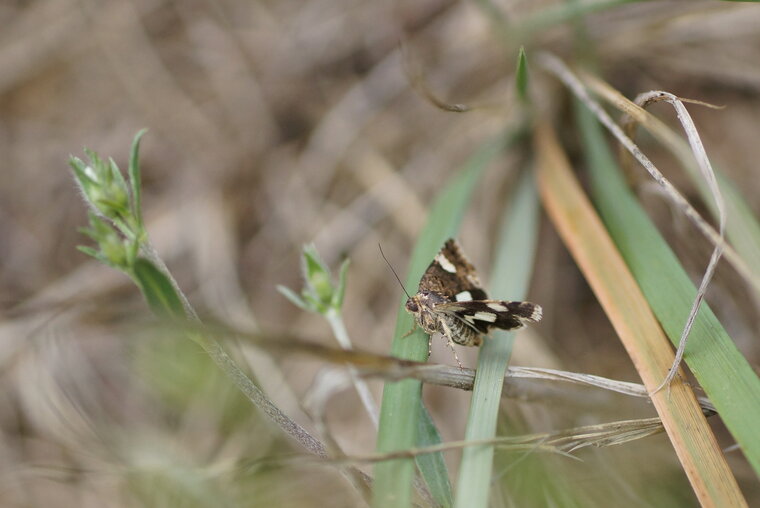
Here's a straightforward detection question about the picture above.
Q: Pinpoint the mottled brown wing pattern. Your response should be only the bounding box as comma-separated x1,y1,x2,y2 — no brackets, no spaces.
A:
417,238,488,302
435,299,543,334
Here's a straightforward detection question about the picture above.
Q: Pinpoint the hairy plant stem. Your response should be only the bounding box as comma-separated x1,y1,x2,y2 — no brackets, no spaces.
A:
141,242,328,457
193,331,328,456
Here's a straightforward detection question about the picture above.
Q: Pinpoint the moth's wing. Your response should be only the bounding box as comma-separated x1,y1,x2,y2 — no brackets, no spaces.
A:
417,239,488,301
435,300,543,333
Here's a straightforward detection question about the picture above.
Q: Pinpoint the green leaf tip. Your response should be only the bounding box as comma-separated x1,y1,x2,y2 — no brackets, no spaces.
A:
302,244,333,304
280,245,350,315
73,149,131,222
129,129,148,228
516,46,529,104
78,212,129,268
71,130,151,270
333,258,350,309
276,285,310,311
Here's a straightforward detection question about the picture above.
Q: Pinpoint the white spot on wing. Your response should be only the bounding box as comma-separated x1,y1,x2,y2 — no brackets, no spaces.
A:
530,305,543,321
474,312,497,322
435,253,457,273
455,291,473,302
487,303,507,312
464,315,475,324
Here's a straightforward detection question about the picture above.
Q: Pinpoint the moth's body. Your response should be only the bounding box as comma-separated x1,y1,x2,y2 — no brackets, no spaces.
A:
404,239,542,365
406,290,482,346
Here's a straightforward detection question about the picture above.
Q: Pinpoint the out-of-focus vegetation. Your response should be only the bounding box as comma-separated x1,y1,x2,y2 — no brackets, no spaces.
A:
1,1,760,506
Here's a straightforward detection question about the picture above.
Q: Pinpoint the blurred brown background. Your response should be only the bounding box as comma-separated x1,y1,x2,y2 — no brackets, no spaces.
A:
2,1,760,506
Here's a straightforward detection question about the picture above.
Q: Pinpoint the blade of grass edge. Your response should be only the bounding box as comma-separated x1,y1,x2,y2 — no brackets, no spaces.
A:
577,100,760,479
454,169,539,508
373,129,523,508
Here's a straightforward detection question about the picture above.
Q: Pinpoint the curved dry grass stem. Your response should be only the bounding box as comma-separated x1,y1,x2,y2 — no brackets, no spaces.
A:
628,91,727,392
583,73,760,306
403,55,472,113
537,53,760,300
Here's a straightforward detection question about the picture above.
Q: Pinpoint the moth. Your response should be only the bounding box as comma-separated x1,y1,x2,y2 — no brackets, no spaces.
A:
404,239,542,366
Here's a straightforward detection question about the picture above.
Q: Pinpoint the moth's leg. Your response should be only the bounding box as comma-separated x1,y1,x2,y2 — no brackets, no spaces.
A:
439,320,464,369
400,322,434,360
401,321,417,338
446,340,463,369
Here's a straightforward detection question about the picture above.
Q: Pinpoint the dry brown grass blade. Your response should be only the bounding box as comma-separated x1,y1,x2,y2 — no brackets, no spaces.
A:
534,120,746,507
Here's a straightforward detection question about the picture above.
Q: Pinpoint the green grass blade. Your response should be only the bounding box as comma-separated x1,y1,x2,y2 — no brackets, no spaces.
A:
714,173,760,280
454,170,540,508
128,129,147,228
133,258,186,319
515,47,529,104
578,103,760,478
373,129,522,508
417,404,453,508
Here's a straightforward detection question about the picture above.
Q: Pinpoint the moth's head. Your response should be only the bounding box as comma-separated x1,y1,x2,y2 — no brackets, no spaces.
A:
405,296,420,314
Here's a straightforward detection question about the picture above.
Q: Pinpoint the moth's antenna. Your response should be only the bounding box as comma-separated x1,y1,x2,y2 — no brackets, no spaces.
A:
378,243,411,299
